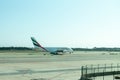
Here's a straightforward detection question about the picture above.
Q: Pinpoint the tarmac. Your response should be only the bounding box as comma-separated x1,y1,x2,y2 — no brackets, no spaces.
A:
0,51,120,80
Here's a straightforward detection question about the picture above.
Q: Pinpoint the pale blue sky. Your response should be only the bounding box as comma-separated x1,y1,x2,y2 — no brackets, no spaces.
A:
1,0,120,48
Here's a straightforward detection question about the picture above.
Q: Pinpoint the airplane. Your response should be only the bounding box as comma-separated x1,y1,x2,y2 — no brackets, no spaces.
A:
31,37,73,55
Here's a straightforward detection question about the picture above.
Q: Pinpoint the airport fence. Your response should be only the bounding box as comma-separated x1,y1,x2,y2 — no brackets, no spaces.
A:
80,63,120,80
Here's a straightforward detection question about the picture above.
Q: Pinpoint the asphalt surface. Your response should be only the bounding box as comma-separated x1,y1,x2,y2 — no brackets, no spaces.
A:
0,53,119,63
0,51,119,80
0,68,81,76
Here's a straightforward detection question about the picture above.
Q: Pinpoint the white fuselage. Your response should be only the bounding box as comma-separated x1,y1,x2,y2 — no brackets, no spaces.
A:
45,47,73,53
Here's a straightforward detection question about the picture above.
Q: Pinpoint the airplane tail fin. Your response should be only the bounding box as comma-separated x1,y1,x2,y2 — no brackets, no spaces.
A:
31,37,48,51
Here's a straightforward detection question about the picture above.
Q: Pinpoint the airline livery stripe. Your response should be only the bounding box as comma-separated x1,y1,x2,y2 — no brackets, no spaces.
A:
31,37,48,52
33,42,40,47
33,41,48,51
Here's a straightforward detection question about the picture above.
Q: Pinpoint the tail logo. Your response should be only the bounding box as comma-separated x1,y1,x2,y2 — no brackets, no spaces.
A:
31,37,48,51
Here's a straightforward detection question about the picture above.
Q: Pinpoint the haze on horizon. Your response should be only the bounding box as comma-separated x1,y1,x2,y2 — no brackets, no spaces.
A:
0,0,120,48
